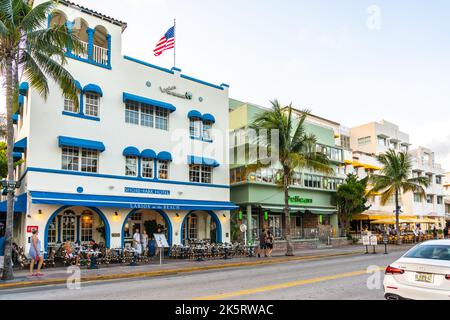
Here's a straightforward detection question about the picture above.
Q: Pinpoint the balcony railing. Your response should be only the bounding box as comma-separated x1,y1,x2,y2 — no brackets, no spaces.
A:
68,41,110,68
93,44,109,65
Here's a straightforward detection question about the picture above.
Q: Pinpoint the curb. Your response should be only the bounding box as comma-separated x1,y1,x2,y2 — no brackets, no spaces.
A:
0,250,364,290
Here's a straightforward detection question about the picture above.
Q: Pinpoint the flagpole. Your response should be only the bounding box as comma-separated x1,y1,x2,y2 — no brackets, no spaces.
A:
173,18,176,68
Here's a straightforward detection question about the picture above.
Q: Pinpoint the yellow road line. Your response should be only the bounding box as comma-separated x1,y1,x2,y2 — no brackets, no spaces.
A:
193,267,385,300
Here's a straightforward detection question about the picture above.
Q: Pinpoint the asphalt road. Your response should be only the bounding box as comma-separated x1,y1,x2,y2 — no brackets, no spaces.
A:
0,250,405,300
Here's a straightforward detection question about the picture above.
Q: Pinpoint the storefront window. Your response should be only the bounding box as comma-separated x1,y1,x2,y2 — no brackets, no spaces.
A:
47,217,57,245
62,210,76,242
268,215,282,239
188,214,198,240
80,211,93,243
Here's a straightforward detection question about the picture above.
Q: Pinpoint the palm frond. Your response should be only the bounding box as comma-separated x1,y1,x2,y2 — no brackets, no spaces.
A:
19,0,54,32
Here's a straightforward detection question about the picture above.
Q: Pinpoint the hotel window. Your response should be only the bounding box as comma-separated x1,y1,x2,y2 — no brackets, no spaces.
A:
436,176,442,185
414,193,422,203
389,141,398,150
292,172,302,186
358,136,371,146
141,158,154,178
202,121,213,141
340,135,350,150
84,93,100,117
64,96,78,113
80,211,93,243
400,144,409,152
189,118,202,138
189,165,212,184
426,195,433,204
437,196,443,205
125,156,138,177
47,218,57,245
62,211,76,242
62,146,79,171
158,160,169,180
125,102,169,131
377,136,387,146
81,149,99,173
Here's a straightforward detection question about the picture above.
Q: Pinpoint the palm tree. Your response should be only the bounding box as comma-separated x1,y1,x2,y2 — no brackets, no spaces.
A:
0,0,84,280
251,100,333,256
367,149,430,245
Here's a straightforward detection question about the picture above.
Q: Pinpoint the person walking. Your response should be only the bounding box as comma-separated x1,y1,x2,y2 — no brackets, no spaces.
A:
29,229,44,277
0,223,5,271
433,226,438,240
265,230,274,257
257,229,267,258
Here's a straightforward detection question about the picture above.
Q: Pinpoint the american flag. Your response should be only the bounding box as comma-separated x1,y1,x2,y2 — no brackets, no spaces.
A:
154,26,175,57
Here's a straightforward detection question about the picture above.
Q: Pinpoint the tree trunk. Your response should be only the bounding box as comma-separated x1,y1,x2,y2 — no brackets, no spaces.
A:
2,56,16,280
395,189,402,246
283,167,293,256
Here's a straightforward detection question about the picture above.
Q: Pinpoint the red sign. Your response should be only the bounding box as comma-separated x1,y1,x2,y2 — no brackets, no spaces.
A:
27,226,38,233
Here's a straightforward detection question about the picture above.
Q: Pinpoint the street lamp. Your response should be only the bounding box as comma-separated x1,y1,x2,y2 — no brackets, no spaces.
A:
1,180,21,193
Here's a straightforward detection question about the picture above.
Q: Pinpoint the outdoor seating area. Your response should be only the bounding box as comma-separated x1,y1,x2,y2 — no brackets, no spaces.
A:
170,240,257,261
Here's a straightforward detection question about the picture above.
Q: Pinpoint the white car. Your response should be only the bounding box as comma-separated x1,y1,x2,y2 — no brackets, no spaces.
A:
384,240,450,300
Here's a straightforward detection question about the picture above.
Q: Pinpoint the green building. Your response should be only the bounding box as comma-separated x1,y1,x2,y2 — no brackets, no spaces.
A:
229,99,348,247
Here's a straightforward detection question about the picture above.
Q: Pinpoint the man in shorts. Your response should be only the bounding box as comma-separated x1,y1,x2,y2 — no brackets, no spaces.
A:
257,229,267,258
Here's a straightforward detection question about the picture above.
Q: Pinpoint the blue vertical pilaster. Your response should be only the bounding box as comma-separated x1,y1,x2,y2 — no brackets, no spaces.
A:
79,91,84,115
87,28,95,61
106,34,112,68
76,216,81,244
57,215,62,243
65,21,75,56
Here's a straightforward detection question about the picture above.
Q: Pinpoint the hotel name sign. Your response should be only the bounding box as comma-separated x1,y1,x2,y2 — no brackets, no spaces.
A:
288,196,313,204
160,86,193,100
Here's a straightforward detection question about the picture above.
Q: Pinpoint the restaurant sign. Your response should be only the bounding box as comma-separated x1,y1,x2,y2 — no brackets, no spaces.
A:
288,196,313,204
160,86,193,100
130,203,181,210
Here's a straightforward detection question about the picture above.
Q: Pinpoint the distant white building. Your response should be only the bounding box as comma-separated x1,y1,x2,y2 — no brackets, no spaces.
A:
3,0,235,253
444,173,450,225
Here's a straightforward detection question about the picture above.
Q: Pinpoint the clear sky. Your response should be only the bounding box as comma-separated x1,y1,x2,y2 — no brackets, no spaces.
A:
3,0,450,169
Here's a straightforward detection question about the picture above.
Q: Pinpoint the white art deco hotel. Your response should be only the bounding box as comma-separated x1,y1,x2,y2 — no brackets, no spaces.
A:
6,0,236,253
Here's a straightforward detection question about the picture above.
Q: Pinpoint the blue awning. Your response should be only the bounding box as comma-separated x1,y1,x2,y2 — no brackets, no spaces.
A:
157,151,173,162
141,149,157,159
188,156,220,167
74,80,82,91
188,110,202,119
13,137,27,153
30,191,238,211
83,84,103,97
123,92,176,113
202,113,216,124
12,114,19,124
58,136,105,152
0,193,27,213
123,146,140,157
19,82,29,96
13,152,22,162
18,95,24,107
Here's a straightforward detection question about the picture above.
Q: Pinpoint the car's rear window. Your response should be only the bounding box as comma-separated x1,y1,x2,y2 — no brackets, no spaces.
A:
404,245,450,261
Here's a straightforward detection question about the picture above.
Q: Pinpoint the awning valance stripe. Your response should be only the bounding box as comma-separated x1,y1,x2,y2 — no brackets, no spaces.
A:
141,149,157,159
123,92,176,112
187,110,202,119
83,84,103,97
123,146,140,157
30,191,238,211
58,136,105,152
188,156,220,167
202,113,216,123
13,137,27,153
158,151,173,162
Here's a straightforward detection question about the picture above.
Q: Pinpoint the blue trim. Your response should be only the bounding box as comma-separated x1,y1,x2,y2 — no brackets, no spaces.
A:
137,157,142,178
18,95,24,107
79,90,84,115
13,152,22,162
73,80,82,91
180,74,224,91
12,114,19,124
123,55,174,74
171,67,182,72
188,156,220,167
0,193,27,212
19,82,29,96
181,211,223,243
58,136,106,152
140,149,157,159
66,52,112,70
121,209,173,248
106,34,112,68
87,28,95,61
187,110,202,119
27,167,231,189
157,151,172,162
62,111,100,122
77,187,84,194
13,137,27,153
30,191,238,211
76,215,81,244
44,206,111,253
123,92,176,113
47,13,52,28
123,146,140,157
202,113,216,124
220,83,230,88
83,84,103,97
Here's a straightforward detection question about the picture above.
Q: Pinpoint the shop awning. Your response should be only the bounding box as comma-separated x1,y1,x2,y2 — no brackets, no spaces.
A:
187,110,202,119
141,149,157,159
12,114,19,124
123,92,176,113
0,193,27,213
158,151,173,162
123,146,140,157
18,95,24,107
13,152,22,162
58,136,105,152
83,84,103,97
261,205,336,215
202,113,216,124
188,156,220,167
19,82,29,96
13,137,27,153
30,191,238,211
73,80,82,91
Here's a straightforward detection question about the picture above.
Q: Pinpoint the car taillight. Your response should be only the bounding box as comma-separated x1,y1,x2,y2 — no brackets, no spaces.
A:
446,275,450,280
385,266,405,275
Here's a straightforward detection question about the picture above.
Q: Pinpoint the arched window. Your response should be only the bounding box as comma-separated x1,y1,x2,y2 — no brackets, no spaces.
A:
47,217,57,245
141,158,154,178
72,18,89,60
49,10,68,28
80,210,93,243
84,92,100,117
125,156,138,177
62,210,76,242
188,214,198,240
93,25,109,65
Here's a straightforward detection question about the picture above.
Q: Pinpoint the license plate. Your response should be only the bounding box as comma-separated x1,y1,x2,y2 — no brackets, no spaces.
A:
415,273,434,283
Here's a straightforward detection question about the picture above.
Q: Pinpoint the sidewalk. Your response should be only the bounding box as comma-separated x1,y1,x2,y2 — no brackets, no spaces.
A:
0,244,412,290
